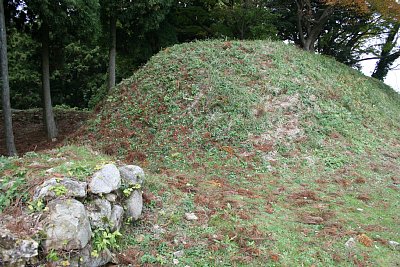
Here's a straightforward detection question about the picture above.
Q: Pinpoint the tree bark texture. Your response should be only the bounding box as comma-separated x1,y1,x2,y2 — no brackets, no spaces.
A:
0,0,17,156
108,14,116,91
41,21,58,140
295,0,334,52
372,23,400,81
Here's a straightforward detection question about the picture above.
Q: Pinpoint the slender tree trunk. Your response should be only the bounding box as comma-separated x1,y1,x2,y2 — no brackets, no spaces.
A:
108,14,116,91
372,23,400,81
0,0,17,156
41,21,57,140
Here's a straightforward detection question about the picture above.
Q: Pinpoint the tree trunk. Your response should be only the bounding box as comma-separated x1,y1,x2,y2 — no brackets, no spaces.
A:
108,14,116,91
0,0,17,156
41,21,58,140
303,38,315,51
296,1,334,52
372,23,400,81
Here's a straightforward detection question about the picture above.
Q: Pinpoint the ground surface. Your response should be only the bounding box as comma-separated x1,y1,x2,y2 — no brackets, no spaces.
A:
1,40,400,266
0,109,89,156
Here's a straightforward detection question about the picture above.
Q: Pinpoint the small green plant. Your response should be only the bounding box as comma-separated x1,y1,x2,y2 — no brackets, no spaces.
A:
92,228,122,255
50,185,68,196
0,175,27,212
28,198,46,212
46,249,59,262
122,183,141,197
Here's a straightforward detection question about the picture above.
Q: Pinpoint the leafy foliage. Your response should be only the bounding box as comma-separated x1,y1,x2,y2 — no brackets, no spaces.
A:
7,29,41,109
92,228,122,253
0,171,27,212
169,0,278,41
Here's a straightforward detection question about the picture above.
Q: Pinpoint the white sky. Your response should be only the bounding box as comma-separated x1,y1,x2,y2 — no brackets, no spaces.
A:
361,58,400,93
360,31,400,93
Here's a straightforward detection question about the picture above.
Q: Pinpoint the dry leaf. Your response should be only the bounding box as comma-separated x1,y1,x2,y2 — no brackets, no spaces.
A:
270,253,279,262
358,234,373,247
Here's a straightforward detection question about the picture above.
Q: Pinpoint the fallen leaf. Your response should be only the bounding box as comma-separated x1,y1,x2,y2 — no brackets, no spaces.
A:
270,253,279,262
358,234,373,247
221,146,235,155
265,204,274,214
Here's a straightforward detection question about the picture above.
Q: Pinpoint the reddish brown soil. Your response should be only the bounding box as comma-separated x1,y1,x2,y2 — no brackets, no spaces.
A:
0,109,90,156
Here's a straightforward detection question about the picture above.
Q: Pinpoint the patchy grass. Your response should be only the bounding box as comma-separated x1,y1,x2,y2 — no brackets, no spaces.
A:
2,40,400,266
83,39,399,266
0,146,112,214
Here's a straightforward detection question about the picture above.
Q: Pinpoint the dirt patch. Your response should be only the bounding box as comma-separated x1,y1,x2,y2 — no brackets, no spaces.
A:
289,190,319,201
249,94,305,164
0,109,89,156
299,214,324,225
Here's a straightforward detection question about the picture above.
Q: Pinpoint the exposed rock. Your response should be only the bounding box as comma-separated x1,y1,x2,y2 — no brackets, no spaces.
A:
345,237,356,249
45,168,55,174
86,199,112,229
153,225,166,235
42,199,92,251
89,164,121,194
388,240,399,250
119,165,145,186
184,213,198,221
105,193,117,202
2,161,147,265
110,205,124,232
0,229,38,266
173,250,184,258
33,178,87,200
79,243,112,267
126,190,143,220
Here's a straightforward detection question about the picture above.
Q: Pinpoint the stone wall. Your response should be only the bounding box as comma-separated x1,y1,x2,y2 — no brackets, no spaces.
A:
0,163,145,266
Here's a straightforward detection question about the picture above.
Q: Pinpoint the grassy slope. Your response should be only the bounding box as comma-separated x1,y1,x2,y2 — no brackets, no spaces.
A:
81,40,400,266
2,40,400,266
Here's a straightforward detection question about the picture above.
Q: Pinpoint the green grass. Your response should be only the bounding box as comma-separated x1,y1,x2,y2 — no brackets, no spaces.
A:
83,39,399,266
0,146,112,212
2,40,400,266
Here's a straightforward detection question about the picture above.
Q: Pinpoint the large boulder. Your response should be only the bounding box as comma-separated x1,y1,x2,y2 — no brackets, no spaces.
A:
0,229,38,266
119,165,145,186
110,205,124,232
33,178,87,200
86,199,112,229
42,199,92,251
89,164,121,194
125,190,143,221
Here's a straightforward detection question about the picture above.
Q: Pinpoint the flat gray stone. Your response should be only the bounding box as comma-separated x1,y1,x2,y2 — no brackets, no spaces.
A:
119,165,145,186
125,190,143,221
42,199,92,251
345,237,356,249
89,164,121,194
389,240,399,250
86,199,112,229
184,213,198,221
33,178,87,200
105,193,117,202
